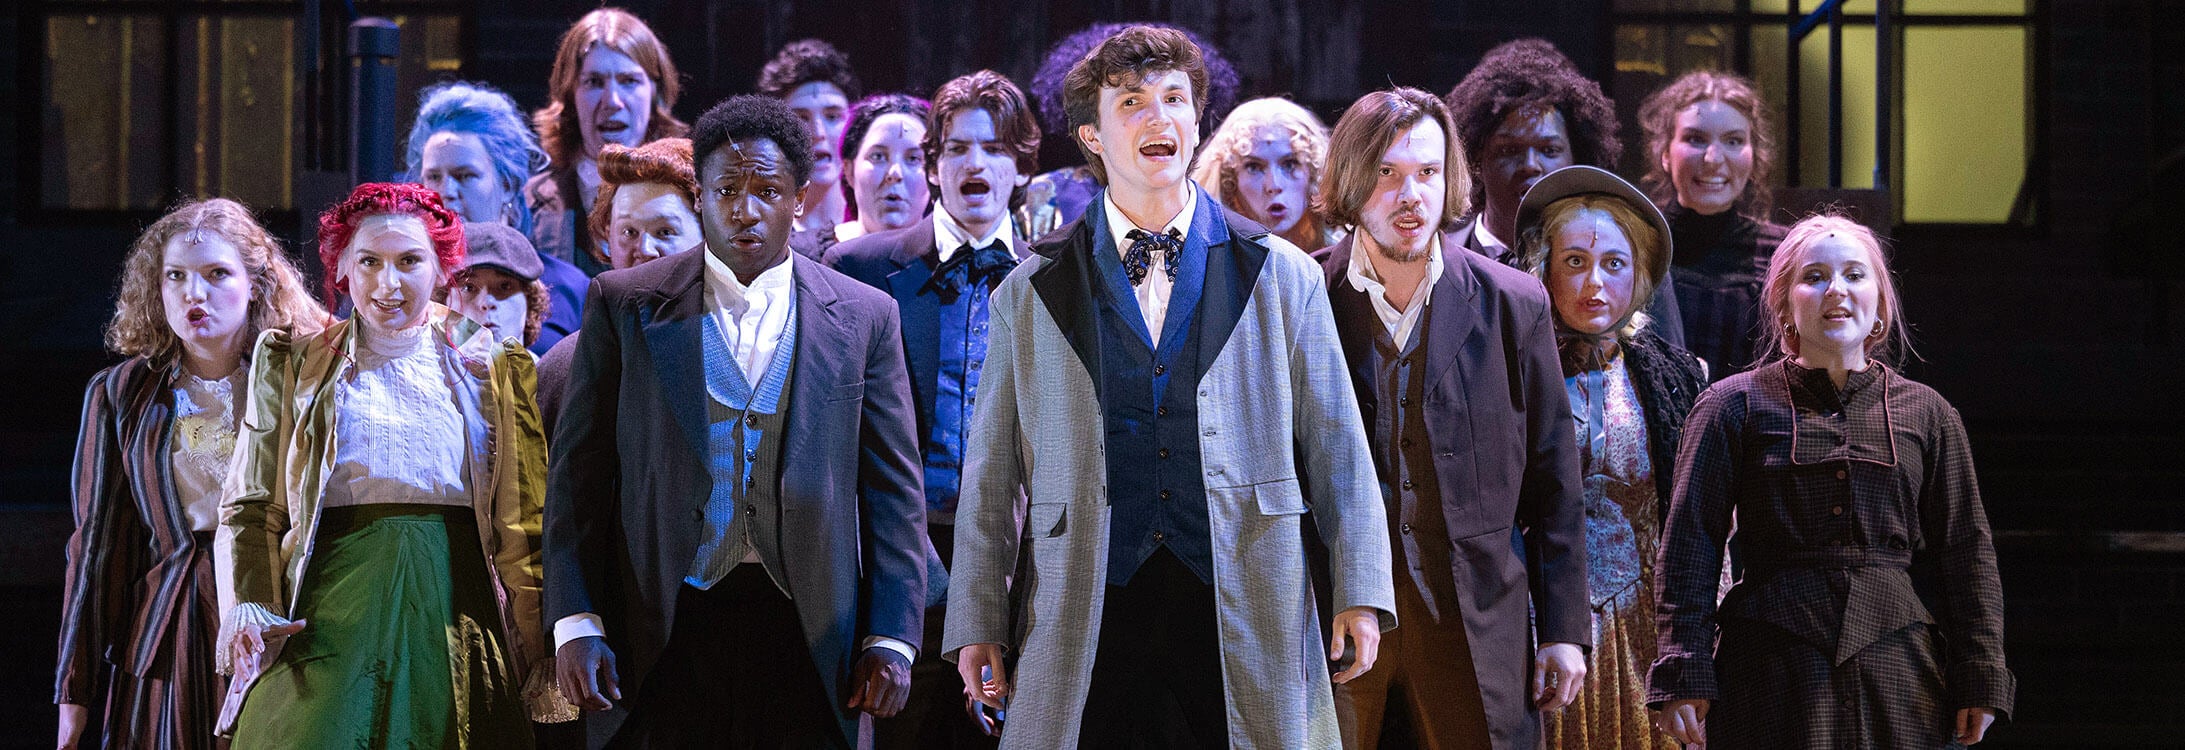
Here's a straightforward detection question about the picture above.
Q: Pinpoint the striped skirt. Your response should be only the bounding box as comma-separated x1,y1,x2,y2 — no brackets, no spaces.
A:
231,504,532,749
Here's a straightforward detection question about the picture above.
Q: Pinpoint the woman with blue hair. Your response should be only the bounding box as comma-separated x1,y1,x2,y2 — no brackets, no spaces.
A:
405,81,587,354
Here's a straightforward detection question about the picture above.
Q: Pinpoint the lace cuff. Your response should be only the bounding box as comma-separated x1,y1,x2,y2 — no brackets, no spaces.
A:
524,666,581,723
215,602,289,675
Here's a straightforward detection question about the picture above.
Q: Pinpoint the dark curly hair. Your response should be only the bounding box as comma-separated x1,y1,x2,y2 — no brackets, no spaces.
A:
1062,26,1212,186
317,183,466,302
840,93,931,218
691,95,817,187
1444,38,1623,208
1031,21,1240,140
756,38,862,102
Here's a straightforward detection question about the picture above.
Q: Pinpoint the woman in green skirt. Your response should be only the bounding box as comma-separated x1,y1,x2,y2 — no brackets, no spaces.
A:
215,183,569,747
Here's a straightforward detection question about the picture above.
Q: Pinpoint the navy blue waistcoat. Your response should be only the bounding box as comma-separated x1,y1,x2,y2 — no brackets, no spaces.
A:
1090,200,1216,587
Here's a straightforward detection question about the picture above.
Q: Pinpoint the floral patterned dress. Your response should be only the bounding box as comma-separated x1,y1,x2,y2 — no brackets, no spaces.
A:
1545,350,1675,750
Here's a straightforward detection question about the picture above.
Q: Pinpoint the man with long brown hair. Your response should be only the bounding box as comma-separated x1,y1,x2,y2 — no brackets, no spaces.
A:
525,7,688,277
942,25,1393,748
1316,86,1590,749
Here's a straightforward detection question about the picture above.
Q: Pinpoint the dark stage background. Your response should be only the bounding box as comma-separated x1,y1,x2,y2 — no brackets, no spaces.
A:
2,1,2179,746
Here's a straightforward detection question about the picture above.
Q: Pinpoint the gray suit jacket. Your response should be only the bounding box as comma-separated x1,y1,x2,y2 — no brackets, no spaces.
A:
543,249,927,744
942,192,1395,748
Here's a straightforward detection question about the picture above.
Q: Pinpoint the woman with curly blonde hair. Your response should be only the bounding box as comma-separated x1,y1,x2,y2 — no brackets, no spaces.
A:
56,197,324,749
1191,96,1342,251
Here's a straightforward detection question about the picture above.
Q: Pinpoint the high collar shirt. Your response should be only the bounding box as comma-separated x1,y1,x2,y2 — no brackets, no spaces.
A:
701,248,797,381
1344,234,1446,347
1102,187,1198,343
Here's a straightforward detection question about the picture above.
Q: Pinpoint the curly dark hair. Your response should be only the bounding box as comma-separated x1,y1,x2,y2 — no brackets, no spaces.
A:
756,38,862,102
1031,21,1240,140
690,95,816,187
840,93,931,217
1444,38,1623,207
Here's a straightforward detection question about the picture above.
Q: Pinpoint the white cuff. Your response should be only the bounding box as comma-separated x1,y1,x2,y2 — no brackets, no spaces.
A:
861,635,918,663
215,603,290,675
553,612,606,651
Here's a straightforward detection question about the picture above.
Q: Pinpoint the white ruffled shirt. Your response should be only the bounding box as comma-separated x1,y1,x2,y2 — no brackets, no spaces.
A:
322,321,469,508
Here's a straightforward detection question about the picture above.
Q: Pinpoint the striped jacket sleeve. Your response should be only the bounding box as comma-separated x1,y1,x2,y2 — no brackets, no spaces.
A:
55,366,151,704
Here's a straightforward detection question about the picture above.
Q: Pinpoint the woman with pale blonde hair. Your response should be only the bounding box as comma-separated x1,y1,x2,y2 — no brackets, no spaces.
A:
56,198,325,750
1192,96,1343,251
1651,215,2013,747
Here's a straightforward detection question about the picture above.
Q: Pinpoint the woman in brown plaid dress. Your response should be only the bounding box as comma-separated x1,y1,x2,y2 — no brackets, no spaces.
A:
1648,215,2015,748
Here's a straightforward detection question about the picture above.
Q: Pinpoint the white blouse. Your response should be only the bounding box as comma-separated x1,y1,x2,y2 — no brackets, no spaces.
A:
322,322,469,508
172,370,242,532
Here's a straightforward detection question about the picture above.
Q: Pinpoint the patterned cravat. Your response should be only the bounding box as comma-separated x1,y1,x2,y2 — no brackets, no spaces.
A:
1122,228,1184,286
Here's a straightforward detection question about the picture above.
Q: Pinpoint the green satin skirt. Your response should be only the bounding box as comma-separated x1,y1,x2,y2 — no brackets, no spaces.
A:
232,504,533,749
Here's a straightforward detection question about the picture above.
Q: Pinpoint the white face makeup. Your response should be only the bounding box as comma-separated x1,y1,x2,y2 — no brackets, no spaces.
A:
1233,126,1311,235
1545,207,1637,336
576,47,656,159
447,266,529,343
1080,68,1199,199
850,112,930,233
787,80,851,189
933,107,1028,240
343,214,440,333
1357,118,1447,264
607,181,701,269
1664,99,1755,216
160,232,254,365
1787,233,1883,362
419,131,509,224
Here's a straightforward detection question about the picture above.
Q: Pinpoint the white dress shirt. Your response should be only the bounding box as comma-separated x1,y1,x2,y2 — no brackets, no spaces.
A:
933,206,1018,262
701,248,797,383
555,250,915,662
1345,234,1446,347
1102,188,1198,345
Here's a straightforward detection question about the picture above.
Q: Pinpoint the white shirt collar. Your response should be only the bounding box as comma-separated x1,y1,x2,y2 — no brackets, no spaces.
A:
932,207,1017,263
1102,184,1198,259
1344,233,1445,345
702,247,795,314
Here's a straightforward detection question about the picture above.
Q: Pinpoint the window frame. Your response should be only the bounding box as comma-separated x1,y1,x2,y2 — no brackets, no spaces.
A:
1606,0,2046,230
16,0,476,228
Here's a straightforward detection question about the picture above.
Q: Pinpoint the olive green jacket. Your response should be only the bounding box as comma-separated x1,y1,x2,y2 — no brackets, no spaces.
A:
212,306,549,699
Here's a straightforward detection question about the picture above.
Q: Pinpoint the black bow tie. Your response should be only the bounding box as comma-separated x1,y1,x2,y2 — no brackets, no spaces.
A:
1123,228,1183,286
924,241,1017,301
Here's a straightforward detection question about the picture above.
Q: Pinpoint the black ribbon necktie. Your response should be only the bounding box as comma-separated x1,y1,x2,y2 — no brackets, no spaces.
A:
924,242,1018,302
1123,228,1184,286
